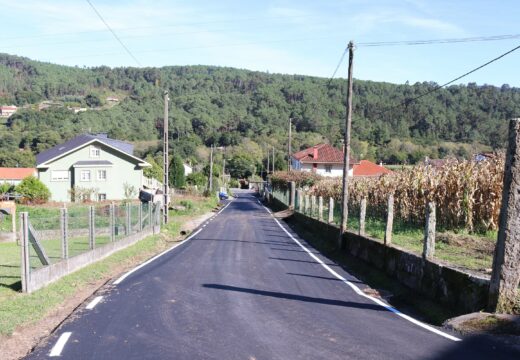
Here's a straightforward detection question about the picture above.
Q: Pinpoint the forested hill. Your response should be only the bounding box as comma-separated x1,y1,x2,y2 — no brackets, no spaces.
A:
0,52,519,168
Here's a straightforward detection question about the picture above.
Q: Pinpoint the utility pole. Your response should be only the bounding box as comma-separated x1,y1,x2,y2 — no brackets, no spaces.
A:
208,144,214,192
163,91,169,224
222,158,226,186
267,147,270,176
339,41,355,249
272,146,275,173
288,117,292,171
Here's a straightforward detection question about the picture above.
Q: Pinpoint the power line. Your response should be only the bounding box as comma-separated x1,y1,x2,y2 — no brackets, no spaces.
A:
358,34,520,47
327,47,348,86
85,0,141,66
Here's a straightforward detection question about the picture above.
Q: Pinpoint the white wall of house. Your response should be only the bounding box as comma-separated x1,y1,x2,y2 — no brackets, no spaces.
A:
294,161,353,177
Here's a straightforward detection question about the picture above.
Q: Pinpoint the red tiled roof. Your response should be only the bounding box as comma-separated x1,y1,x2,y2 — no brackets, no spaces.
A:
292,143,356,164
353,160,392,177
0,106,17,110
0,168,36,180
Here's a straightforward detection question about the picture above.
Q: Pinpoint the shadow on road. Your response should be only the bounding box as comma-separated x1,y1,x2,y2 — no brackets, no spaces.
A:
202,283,385,311
426,333,520,359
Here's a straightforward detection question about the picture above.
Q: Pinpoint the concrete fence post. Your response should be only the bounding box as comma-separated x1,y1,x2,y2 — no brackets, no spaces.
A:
318,196,324,222
359,197,367,236
489,118,520,313
304,194,310,215
126,203,131,235
110,203,115,242
89,206,95,249
384,194,394,246
148,201,153,229
289,182,296,209
298,191,304,213
423,202,436,260
60,208,68,259
310,195,316,218
138,202,143,232
20,212,30,293
328,198,334,224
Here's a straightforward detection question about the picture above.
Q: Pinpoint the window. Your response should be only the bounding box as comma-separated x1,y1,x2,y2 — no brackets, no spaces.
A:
90,146,100,158
97,169,107,181
80,170,91,182
325,165,332,173
98,193,107,201
51,170,69,181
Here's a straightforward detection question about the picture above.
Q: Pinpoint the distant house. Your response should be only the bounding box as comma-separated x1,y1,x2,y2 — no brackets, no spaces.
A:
68,106,87,114
36,134,151,202
183,163,193,176
0,168,36,185
473,152,497,162
106,97,119,103
353,160,392,177
291,144,357,177
0,105,17,118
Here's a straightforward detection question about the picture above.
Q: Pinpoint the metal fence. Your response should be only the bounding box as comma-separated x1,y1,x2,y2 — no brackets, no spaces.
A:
20,201,161,292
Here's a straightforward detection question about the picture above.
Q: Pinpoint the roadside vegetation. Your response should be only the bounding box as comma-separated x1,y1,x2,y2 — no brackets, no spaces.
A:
0,195,217,337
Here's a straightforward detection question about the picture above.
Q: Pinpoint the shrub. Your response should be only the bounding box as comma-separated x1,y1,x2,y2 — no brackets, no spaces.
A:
15,176,51,204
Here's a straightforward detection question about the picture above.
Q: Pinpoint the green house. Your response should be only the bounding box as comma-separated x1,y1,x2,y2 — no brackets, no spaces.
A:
36,134,151,202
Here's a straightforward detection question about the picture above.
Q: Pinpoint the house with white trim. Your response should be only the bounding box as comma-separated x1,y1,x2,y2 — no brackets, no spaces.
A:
291,144,356,177
36,134,151,202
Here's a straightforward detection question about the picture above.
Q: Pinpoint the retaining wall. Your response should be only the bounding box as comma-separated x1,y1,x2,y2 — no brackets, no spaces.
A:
270,196,490,314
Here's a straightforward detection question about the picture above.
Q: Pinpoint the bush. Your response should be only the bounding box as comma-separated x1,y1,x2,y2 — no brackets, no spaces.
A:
15,176,51,204
186,172,207,187
169,155,186,188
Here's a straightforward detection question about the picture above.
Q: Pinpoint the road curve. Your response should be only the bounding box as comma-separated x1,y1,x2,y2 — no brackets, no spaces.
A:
26,190,519,359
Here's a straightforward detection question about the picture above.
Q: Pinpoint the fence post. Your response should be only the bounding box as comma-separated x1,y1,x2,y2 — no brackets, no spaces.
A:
304,194,310,215
359,197,367,236
328,198,334,224
89,206,95,249
423,202,436,260
489,118,520,313
148,201,153,229
138,202,143,232
318,196,324,221
298,191,304,213
289,182,296,209
384,194,394,246
110,203,115,242
20,212,30,293
60,208,68,259
311,195,316,217
126,203,131,235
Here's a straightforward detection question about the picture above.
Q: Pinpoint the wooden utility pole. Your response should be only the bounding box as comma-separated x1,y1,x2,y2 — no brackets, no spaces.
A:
338,41,355,249
272,146,275,173
163,91,169,224
222,158,226,186
267,147,270,176
208,144,214,192
288,117,292,171
488,118,520,313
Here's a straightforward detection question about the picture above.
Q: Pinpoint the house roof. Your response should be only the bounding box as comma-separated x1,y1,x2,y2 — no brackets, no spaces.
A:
353,160,392,177
36,134,140,167
292,143,356,164
0,168,35,180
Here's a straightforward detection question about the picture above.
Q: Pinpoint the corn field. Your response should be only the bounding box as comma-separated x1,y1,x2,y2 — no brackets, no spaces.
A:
272,157,504,232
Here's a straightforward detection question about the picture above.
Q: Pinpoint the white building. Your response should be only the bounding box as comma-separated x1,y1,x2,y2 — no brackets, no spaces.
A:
0,105,17,118
291,144,354,177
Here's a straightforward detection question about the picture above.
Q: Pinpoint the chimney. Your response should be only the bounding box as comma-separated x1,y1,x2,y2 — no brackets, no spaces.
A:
313,146,318,160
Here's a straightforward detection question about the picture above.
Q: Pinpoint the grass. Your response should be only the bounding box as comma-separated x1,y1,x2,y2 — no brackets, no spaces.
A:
0,195,217,336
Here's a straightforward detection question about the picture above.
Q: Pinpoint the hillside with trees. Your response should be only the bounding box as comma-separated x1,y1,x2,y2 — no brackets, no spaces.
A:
0,53,519,173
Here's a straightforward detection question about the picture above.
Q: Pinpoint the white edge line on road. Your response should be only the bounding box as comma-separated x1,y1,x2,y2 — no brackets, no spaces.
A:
262,205,462,342
85,296,103,310
49,332,72,357
113,201,233,286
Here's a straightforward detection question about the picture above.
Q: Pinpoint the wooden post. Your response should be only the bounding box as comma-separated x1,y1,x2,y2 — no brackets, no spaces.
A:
359,197,367,236
110,203,115,242
289,182,296,209
126,203,131,235
304,195,310,215
60,208,68,259
489,118,520,313
318,196,324,221
89,206,95,249
384,194,394,246
20,212,30,293
298,191,304,213
311,195,316,218
138,202,143,232
328,198,334,224
423,202,436,260
148,201,153,229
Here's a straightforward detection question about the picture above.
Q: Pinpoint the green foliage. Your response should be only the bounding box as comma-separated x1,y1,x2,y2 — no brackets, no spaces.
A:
169,155,185,188
15,176,50,203
186,171,207,187
228,153,256,179
143,154,163,181
0,182,13,194
179,200,193,210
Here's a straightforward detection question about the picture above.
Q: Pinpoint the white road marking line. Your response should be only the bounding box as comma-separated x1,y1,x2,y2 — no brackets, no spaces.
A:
113,228,202,285
49,332,72,357
113,201,233,286
262,205,462,342
86,296,103,310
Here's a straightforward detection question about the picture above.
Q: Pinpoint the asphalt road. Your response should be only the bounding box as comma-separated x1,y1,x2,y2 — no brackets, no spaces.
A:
26,190,519,359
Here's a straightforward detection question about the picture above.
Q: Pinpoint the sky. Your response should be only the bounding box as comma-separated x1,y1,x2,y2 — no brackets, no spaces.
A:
0,0,519,86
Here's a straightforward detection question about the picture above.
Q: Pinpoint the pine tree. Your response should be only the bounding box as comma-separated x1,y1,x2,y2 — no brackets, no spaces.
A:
169,155,185,188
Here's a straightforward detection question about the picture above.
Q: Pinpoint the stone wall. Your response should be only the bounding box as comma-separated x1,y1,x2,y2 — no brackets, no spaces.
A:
271,196,490,314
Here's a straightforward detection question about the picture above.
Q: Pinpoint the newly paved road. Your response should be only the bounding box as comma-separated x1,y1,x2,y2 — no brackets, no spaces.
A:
27,191,519,359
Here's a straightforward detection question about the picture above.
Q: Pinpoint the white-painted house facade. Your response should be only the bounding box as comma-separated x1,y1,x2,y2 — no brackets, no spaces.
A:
291,144,355,177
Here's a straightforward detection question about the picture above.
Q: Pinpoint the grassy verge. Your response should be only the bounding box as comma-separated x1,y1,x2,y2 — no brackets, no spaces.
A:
285,217,457,325
0,195,217,336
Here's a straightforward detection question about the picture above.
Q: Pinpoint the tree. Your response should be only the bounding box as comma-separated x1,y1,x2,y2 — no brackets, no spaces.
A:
15,176,50,204
227,153,255,179
169,155,185,188
85,93,102,107
143,155,163,181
